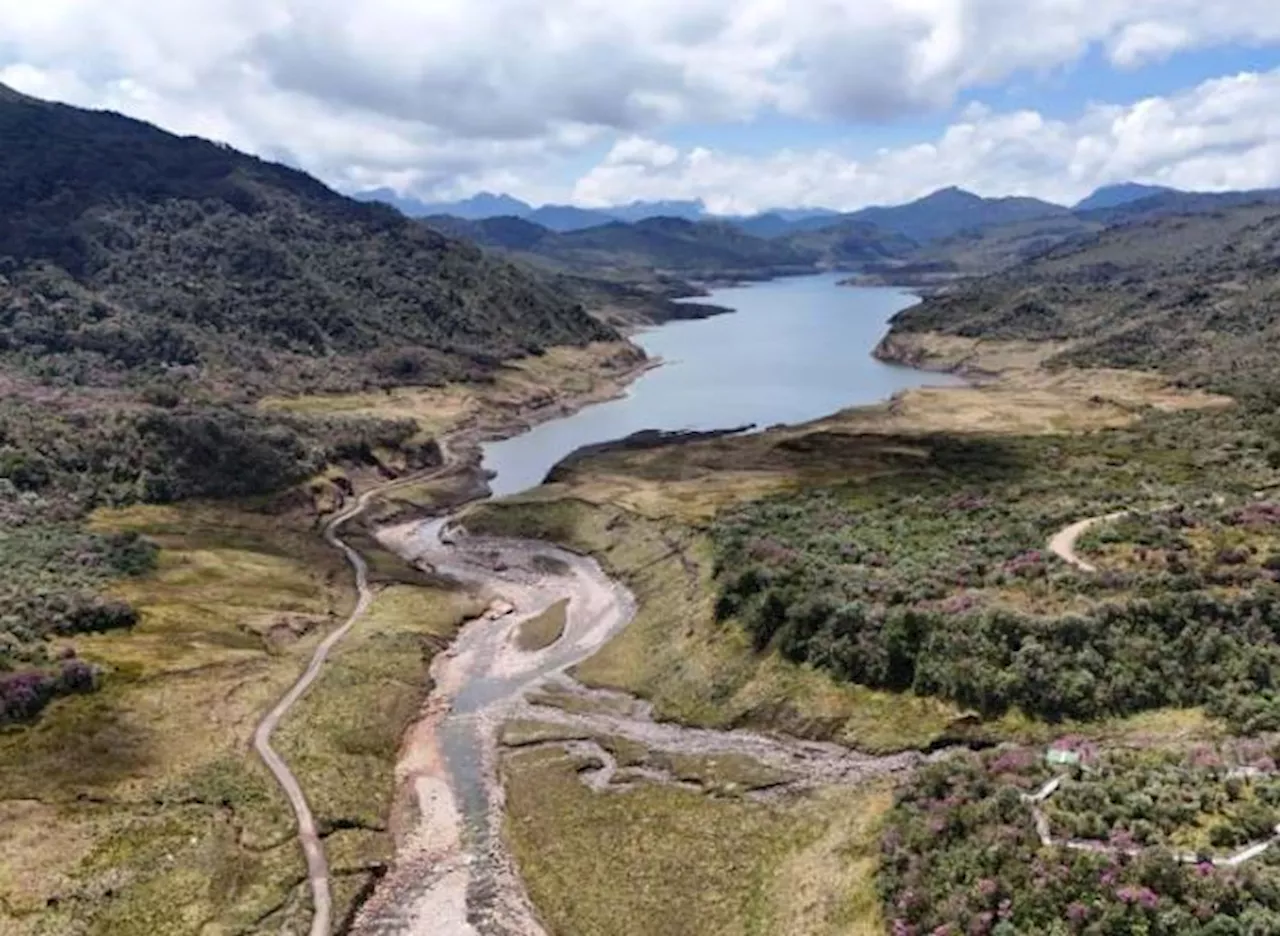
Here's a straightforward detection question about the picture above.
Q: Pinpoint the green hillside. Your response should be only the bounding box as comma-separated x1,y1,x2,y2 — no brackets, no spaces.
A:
886,202,1280,398
0,84,614,398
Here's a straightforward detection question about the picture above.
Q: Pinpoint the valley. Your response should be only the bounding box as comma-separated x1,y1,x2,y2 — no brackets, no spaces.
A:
7,73,1280,936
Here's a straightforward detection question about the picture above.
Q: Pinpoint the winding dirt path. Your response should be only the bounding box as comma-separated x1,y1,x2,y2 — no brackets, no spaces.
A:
1048,510,1129,572
252,450,461,936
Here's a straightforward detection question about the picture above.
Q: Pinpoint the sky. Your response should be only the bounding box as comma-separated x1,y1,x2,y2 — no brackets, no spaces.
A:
3,1,1280,215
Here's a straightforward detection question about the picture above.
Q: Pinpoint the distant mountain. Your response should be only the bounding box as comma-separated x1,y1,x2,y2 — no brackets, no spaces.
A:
772,207,841,223
731,213,797,239
541,216,818,278
525,204,618,232
421,212,828,280
1073,183,1176,212
608,199,707,223
845,187,1068,243
777,220,918,266
422,214,554,251
354,188,533,220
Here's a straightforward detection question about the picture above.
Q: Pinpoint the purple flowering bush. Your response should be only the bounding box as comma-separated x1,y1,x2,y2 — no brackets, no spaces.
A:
880,749,1280,935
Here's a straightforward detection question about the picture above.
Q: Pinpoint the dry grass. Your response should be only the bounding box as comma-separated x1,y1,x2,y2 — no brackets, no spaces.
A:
274,584,482,829
0,498,478,934
865,332,1230,436
516,598,569,652
260,341,644,439
0,500,341,933
501,744,893,936
646,751,793,793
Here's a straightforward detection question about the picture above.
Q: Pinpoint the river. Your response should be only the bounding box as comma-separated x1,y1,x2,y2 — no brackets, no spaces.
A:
480,272,960,497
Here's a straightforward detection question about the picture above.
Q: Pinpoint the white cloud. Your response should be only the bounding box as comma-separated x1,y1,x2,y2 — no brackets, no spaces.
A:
2,1,1280,199
572,70,1280,213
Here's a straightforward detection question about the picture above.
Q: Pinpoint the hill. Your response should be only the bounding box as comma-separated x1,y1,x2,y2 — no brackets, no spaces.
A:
774,219,917,265
354,188,534,220
1073,182,1176,212
541,216,817,278
0,84,614,398
882,201,1280,399
421,213,841,282
845,187,1068,242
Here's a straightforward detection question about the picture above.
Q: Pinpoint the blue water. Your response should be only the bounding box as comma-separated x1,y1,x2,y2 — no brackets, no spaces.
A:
481,273,959,497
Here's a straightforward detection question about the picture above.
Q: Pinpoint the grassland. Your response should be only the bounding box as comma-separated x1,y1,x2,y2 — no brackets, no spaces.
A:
516,598,570,652
0,489,482,933
0,501,350,933
501,742,891,936
261,341,647,445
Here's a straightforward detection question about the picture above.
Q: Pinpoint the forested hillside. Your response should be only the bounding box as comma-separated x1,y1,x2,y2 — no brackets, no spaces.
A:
0,84,617,725
886,202,1280,398
0,83,614,397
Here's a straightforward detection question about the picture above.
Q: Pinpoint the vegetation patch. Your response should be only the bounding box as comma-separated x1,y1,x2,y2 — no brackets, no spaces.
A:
1043,743,1280,854
466,497,960,753
880,746,1280,936
709,409,1280,730
0,500,352,934
502,744,882,936
517,599,569,652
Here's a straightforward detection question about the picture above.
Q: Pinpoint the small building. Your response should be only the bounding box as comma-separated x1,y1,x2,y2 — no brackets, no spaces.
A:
1046,748,1082,768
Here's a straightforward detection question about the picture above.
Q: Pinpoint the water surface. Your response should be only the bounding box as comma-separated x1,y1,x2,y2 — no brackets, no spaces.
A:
482,272,959,497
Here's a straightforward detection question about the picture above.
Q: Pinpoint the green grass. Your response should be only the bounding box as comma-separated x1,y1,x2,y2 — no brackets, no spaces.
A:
517,598,569,652
502,745,861,936
272,583,483,919
0,497,482,934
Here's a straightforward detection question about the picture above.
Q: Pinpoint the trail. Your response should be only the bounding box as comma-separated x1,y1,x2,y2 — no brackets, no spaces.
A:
252,448,461,936
1047,510,1129,572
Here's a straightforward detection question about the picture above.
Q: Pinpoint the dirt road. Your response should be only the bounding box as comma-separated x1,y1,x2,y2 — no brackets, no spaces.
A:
252,452,460,936
1047,510,1128,572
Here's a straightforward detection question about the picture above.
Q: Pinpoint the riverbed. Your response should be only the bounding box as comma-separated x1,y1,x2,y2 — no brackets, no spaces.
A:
480,273,960,496
353,273,961,934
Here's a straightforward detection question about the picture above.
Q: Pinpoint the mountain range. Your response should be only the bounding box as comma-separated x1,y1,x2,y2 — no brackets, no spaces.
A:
356,181,1192,239
407,180,1280,288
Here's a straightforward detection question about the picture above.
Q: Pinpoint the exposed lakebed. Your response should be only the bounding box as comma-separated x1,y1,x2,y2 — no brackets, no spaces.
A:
481,272,960,497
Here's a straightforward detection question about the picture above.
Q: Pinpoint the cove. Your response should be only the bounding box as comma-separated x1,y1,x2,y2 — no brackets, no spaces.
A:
481,272,961,497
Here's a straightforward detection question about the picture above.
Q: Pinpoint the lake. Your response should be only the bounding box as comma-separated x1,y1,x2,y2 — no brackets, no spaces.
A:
481,272,959,497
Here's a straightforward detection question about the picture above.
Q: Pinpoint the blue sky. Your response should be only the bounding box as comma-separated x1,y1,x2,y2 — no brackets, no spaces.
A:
4,1,1280,213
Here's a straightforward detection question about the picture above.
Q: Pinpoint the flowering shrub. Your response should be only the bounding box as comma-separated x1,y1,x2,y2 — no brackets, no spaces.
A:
881,749,1280,935
0,656,98,724
1045,746,1280,852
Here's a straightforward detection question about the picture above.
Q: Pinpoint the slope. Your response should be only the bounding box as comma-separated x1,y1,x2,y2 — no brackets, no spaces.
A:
844,187,1067,242
883,202,1280,398
0,85,615,398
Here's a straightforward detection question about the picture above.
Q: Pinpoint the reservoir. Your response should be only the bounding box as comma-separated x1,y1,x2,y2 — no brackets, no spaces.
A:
480,272,960,497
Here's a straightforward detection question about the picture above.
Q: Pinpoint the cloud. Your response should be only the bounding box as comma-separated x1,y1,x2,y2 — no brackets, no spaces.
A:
572,70,1280,213
2,0,1280,199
